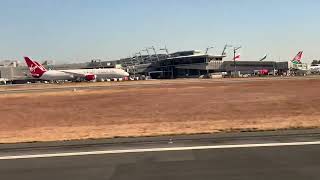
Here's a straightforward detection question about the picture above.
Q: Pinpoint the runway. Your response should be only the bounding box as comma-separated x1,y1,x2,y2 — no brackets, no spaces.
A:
1,76,319,94
1,129,320,179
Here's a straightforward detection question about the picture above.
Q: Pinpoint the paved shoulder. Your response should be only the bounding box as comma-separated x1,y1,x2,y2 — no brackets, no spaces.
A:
1,129,320,180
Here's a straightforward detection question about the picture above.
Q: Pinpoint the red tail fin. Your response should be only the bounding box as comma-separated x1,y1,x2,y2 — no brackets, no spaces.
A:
292,51,303,64
24,57,47,78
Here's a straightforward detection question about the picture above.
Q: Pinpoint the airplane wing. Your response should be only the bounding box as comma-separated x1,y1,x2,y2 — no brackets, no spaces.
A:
59,70,88,77
59,70,97,80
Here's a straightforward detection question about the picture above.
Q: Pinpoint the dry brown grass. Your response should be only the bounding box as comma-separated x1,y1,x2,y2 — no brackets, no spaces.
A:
1,78,320,143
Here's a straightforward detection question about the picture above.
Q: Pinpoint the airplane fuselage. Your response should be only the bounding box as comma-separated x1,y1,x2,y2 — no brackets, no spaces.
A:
310,65,320,73
39,68,129,81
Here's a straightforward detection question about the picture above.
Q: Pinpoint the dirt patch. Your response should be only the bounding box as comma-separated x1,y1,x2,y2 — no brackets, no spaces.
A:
1,78,320,143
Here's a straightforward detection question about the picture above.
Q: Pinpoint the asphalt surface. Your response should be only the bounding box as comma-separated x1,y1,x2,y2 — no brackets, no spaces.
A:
0,85,113,94
1,129,320,180
1,76,319,94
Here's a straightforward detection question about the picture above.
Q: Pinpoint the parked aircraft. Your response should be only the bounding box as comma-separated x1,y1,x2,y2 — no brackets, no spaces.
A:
291,51,303,64
310,64,320,74
290,51,309,75
24,57,129,81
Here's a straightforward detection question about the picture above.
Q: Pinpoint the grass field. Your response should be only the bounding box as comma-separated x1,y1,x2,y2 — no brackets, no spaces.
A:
1,77,320,143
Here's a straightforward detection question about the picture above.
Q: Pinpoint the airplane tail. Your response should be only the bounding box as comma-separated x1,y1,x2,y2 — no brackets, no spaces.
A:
292,51,303,64
24,57,47,78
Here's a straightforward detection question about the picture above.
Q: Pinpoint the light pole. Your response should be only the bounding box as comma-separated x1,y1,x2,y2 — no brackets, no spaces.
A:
128,55,134,66
132,54,137,65
233,46,241,77
160,46,170,56
148,46,160,62
159,46,173,78
142,48,151,60
205,46,214,55
135,52,143,64
221,44,232,56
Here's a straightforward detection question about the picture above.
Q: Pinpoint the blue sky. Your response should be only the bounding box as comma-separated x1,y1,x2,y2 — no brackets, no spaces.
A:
0,0,320,63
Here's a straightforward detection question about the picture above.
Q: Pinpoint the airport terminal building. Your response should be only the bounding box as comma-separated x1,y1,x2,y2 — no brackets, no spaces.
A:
117,50,293,79
0,49,305,83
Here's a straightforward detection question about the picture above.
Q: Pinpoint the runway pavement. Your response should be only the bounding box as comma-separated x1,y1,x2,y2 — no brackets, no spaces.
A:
1,76,319,94
1,129,320,180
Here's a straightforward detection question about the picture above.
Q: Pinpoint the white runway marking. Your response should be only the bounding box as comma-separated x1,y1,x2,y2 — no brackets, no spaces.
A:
1,141,320,160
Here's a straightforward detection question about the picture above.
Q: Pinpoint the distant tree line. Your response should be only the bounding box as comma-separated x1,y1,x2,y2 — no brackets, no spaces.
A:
311,60,320,65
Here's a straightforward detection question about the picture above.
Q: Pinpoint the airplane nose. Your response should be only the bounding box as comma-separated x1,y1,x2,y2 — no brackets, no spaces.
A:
124,71,129,76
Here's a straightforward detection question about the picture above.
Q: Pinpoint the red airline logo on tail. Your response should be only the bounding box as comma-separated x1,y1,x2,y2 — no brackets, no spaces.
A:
24,57,47,78
292,51,303,64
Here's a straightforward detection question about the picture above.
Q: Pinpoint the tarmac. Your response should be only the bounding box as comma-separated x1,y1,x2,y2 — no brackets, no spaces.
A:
1,129,320,180
1,76,319,94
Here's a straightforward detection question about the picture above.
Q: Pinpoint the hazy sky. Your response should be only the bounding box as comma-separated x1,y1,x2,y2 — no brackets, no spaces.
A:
0,0,319,63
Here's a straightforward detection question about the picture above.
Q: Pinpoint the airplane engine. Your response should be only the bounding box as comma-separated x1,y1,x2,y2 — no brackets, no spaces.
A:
85,74,96,81
259,69,269,75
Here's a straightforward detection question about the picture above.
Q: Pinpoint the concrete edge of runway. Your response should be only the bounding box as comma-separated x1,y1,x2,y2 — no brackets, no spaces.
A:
1,128,320,152
3,141,320,160
1,76,320,94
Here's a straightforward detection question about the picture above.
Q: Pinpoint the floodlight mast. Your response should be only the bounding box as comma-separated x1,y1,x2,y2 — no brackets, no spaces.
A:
135,52,143,64
160,46,170,57
221,44,232,56
142,48,151,58
148,46,160,62
205,46,214,55
233,46,242,77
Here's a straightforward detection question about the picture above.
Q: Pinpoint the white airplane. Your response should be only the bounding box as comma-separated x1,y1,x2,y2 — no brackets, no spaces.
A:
291,51,303,65
288,51,312,75
24,57,129,81
310,64,320,74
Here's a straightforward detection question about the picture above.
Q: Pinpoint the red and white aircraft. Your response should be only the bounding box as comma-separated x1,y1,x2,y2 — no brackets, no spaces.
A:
291,51,303,64
24,57,129,81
